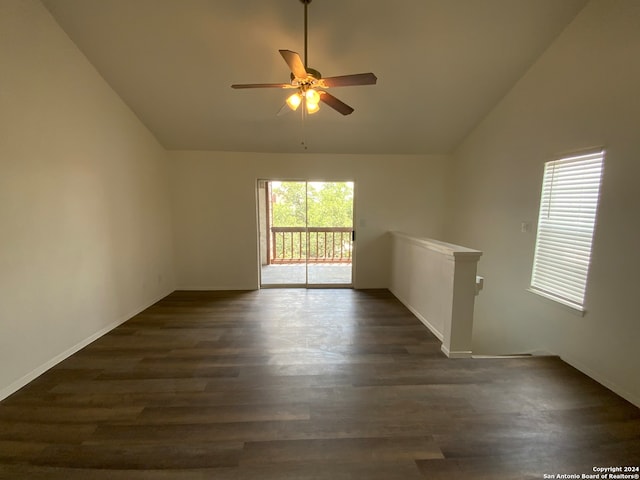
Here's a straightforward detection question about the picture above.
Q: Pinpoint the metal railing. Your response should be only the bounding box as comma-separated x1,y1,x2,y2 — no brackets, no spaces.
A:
271,227,353,264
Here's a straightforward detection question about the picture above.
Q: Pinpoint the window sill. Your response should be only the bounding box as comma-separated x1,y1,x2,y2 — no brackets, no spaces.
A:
526,287,586,317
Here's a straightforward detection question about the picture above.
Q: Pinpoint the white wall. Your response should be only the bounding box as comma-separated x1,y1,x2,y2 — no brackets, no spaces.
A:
445,0,640,405
0,0,175,399
170,151,448,290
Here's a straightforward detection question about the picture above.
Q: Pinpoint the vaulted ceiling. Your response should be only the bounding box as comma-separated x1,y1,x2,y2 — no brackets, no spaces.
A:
42,0,587,154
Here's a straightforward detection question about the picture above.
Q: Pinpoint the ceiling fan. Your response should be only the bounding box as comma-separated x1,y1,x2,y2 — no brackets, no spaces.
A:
231,0,377,116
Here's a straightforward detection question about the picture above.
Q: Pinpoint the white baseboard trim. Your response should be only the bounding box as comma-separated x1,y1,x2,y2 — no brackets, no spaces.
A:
560,353,640,408
0,289,174,402
525,349,554,356
441,345,472,358
389,288,444,342
175,285,258,291
472,354,533,359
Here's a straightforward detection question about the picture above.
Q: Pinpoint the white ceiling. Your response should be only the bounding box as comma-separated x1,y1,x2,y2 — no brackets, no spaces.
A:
42,0,587,154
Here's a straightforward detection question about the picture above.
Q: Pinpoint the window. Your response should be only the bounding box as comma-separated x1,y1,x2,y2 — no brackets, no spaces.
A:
529,150,605,312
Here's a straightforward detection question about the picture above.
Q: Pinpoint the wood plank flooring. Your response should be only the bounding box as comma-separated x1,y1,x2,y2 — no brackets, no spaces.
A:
1,289,638,479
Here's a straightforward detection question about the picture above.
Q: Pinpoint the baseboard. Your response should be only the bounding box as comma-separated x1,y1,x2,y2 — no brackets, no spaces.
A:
472,354,534,359
0,289,174,402
389,288,444,342
176,285,259,291
441,345,472,358
525,349,554,356
559,353,640,408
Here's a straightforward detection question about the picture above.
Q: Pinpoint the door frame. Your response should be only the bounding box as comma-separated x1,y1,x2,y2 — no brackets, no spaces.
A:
257,178,356,289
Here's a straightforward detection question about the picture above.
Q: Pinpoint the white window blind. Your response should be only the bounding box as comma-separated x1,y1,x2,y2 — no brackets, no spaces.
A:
530,150,604,311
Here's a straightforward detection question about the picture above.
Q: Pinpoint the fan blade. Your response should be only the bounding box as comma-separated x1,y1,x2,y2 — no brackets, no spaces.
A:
320,91,354,115
322,73,377,88
231,83,293,89
279,50,307,79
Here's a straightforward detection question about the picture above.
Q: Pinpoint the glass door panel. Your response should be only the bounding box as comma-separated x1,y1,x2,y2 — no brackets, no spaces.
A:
306,181,353,286
261,181,307,286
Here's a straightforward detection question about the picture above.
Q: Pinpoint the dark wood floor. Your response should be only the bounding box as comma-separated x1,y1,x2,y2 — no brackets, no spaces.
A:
1,289,638,479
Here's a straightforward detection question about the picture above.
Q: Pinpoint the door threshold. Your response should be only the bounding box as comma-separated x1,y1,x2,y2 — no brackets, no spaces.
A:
260,284,353,289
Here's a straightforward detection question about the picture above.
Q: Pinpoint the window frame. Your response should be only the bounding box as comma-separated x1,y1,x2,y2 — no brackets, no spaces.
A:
528,149,605,314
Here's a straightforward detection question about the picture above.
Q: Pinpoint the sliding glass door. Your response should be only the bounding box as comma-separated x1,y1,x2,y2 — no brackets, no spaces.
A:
258,180,354,287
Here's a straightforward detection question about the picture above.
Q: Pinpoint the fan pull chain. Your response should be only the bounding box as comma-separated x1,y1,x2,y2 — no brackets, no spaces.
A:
301,103,308,150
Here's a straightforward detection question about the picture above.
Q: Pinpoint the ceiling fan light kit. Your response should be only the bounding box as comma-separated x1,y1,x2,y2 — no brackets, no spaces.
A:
231,0,377,116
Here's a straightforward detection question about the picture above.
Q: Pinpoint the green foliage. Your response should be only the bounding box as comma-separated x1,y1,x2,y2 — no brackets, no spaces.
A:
271,181,353,227
271,182,307,227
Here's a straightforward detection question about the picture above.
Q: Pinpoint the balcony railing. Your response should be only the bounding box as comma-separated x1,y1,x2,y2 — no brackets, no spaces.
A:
271,227,353,264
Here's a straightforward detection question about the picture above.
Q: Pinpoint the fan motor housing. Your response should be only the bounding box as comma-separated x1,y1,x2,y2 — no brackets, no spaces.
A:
291,67,321,84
